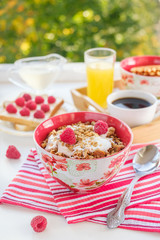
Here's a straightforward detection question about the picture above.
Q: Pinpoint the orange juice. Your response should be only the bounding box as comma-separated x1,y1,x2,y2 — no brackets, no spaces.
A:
86,62,114,108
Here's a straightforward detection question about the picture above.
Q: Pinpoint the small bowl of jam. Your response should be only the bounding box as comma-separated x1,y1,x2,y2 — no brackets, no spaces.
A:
107,90,158,128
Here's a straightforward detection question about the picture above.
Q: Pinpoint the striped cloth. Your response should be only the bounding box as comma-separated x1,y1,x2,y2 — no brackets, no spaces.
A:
1,141,160,232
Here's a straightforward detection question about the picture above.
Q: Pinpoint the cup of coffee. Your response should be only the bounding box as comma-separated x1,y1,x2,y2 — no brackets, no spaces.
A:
107,90,159,128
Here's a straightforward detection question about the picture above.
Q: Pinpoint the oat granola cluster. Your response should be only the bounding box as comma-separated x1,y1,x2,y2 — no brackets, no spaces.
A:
41,121,125,159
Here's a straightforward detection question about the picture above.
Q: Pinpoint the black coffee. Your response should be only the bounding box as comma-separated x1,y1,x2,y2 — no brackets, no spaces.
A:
112,97,151,109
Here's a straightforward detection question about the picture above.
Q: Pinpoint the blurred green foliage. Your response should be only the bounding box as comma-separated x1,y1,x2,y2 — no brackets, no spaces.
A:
0,0,160,63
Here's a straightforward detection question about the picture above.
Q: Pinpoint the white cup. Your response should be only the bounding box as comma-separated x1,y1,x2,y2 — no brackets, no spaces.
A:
107,90,158,128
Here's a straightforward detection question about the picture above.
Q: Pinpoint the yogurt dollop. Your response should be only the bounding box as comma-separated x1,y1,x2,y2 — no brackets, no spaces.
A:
45,129,112,158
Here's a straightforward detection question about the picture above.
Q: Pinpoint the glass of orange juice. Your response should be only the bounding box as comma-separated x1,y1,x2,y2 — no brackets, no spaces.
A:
84,48,116,108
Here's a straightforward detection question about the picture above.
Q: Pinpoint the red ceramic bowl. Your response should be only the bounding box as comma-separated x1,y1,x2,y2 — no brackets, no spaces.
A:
120,56,160,97
34,112,133,193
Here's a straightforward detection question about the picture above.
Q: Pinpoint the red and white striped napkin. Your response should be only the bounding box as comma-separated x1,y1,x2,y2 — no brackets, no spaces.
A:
1,141,160,232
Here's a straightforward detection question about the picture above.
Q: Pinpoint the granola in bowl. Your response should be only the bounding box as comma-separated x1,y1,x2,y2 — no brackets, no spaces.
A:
34,112,133,193
41,121,125,159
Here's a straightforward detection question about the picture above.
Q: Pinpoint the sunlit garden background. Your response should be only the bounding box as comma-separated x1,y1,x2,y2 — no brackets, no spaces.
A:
0,0,160,63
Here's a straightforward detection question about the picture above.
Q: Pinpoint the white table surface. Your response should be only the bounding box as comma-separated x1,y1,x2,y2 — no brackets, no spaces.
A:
0,63,160,240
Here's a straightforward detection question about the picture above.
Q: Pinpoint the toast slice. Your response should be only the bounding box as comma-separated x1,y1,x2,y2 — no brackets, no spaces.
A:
0,92,64,129
13,123,35,131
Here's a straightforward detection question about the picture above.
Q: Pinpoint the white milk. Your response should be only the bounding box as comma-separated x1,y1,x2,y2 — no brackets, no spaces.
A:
18,64,57,90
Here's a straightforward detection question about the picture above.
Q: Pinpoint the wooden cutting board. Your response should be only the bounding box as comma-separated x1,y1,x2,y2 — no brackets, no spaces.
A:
71,81,160,144
132,116,160,143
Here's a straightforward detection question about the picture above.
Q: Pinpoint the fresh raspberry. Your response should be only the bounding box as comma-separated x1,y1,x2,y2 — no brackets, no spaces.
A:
19,107,30,116
6,145,21,159
60,128,76,145
15,97,25,107
35,96,44,104
31,215,47,233
94,120,108,135
41,103,50,113
6,104,17,114
26,100,37,110
48,96,56,104
22,93,32,102
34,110,45,119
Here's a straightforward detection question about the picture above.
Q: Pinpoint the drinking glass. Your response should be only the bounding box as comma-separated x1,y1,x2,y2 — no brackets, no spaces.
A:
8,54,67,94
84,48,116,108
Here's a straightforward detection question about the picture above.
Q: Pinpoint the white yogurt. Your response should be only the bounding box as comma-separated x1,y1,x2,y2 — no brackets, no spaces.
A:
78,136,112,152
46,129,112,158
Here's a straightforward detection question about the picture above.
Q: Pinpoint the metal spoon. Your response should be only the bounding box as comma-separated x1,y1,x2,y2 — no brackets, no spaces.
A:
107,145,160,229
